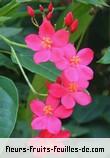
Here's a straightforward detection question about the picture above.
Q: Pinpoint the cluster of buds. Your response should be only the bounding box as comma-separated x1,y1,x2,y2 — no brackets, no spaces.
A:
64,12,79,33
27,1,54,21
41,1,54,20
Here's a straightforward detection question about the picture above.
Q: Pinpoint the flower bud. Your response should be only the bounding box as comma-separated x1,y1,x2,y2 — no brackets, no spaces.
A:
39,5,44,12
64,12,74,26
46,81,51,89
70,19,78,33
27,6,35,17
56,76,62,84
48,1,53,12
46,11,53,20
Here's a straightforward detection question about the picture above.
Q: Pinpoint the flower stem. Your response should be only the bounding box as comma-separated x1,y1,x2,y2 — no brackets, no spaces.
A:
0,34,47,97
31,17,39,28
0,50,11,55
0,34,27,48
10,46,47,97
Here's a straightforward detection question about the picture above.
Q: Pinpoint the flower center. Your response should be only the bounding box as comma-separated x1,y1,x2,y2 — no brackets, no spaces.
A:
41,37,52,49
43,105,53,115
70,56,80,65
68,83,78,92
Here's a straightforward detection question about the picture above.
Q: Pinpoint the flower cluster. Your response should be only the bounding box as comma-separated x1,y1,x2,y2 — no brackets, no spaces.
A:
25,2,94,138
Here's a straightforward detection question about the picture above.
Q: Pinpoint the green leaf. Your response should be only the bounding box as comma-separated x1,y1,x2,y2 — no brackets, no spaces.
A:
98,47,110,64
0,16,11,23
73,95,110,123
103,104,110,123
0,0,19,16
86,122,110,138
0,76,19,137
64,121,89,137
0,27,22,37
75,0,108,7
12,47,60,81
56,2,94,42
11,104,32,138
28,75,48,102
17,0,50,3
0,54,18,72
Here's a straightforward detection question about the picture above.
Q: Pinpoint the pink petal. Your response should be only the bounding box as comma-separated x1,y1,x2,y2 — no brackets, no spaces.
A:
61,73,89,89
25,34,41,51
31,116,47,130
60,73,70,87
78,65,94,80
33,50,51,64
39,18,55,38
46,95,59,110
74,91,92,106
30,99,44,116
55,58,69,70
47,116,62,134
49,83,67,98
54,105,73,119
64,67,79,82
77,79,89,90
53,29,69,47
61,94,76,109
64,43,76,59
51,48,64,62
78,48,94,65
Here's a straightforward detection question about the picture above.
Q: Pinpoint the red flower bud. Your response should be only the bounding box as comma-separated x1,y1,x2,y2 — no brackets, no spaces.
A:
70,19,78,33
64,12,74,26
48,1,53,12
45,81,51,89
46,11,53,20
39,5,44,12
56,76,62,84
27,6,35,17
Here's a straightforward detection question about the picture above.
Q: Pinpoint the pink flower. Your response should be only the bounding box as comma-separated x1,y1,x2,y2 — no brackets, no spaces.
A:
37,129,71,138
25,18,69,64
30,95,73,134
49,75,92,109
54,44,94,82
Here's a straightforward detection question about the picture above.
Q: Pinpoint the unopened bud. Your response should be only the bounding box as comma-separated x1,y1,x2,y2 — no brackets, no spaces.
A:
39,5,44,12
70,19,78,33
56,77,62,84
48,1,53,12
27,6,35,17
46,81,51,89
64,12,74,26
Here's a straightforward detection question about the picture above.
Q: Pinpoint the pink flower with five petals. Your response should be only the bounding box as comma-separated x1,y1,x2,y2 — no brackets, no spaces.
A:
30,95,73,134
48,75,92,109
25,18,69,64
54,44,94,82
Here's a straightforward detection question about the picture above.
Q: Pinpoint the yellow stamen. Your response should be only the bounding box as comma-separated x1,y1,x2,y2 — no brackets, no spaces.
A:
68,83,78,92
43,105,53,115
41,37,52,49
70,56,80,65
